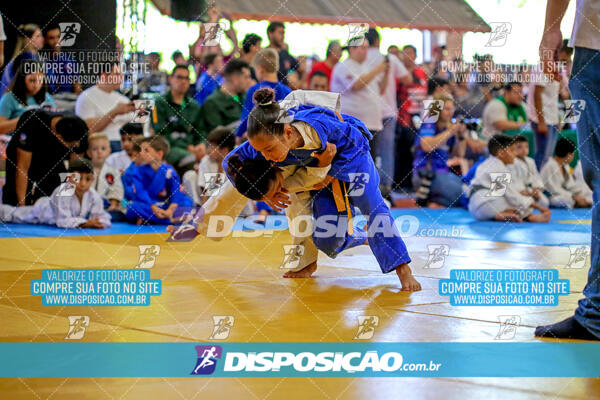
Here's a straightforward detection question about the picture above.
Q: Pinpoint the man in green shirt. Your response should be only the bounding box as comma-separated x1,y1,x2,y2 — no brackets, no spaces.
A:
201,58,251,134
152,65,205,171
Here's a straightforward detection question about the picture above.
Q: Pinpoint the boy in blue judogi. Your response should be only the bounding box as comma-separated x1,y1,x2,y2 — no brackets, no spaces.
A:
125,136,193,224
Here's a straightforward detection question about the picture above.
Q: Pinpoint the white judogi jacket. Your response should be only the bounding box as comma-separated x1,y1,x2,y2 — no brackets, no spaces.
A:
540,157,583,208
5,184,112,228
508,156,544,192
93,163,124,204
573,160,593,203
105,150,132,175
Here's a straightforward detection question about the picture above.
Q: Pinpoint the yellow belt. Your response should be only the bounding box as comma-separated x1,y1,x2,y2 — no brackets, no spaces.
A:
330,179,353,235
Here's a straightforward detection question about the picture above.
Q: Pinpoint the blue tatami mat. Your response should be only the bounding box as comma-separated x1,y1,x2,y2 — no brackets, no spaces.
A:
0,208,592,246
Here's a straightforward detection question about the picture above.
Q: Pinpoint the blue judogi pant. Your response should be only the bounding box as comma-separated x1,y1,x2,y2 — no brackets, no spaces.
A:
571,47,600,339
311,160,412,273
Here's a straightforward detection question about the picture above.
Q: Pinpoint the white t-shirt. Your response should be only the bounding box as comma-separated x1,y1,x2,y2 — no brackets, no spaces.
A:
0,13,6,41
526,67,559,125
105,150,132,174
75,86,135,141
330,58,383,131
366,48,408,119
570,0,600,51
481,98,508,139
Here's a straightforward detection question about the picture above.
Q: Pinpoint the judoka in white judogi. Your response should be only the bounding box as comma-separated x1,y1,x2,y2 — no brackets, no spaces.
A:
540,157,590,208
0,183,112,229
573,160,593,203
93,163,124,206
468,156,534,220
507,156,550,207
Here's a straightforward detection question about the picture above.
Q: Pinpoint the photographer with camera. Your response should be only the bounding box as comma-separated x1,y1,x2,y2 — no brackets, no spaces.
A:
412,94,483,207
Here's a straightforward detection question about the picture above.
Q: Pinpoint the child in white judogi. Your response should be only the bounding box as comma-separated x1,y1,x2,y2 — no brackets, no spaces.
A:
0,158,111,229
87,133,124,211
540,137,592,209
469,135,551,222
573,160,593,203
508,135,550,207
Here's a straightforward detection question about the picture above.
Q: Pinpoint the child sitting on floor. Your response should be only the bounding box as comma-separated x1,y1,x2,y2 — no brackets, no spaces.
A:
105,122,144,175
125,136,193,224
0,158,111,229
508,134,550,207
468,134,551,222
540,137,592,209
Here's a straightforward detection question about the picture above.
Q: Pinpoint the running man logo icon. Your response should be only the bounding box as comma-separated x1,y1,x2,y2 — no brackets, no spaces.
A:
495,315,520,340
136,245,161,268
167,207,203,242
354,316,379,340
202,22,227,46
191,345,223,375
209,316,234,340
485,22,512,47
280,245,305,270
57,172,80,197
347,23,369,46
58,23,81,47
202,173,226,197
424,244,450,269
131,99,154,124
563,100,586,123
487,172,511,197
65,316,89,340
566,245,590,269
422,100,444,123
347,173,370,197
276,100,301,123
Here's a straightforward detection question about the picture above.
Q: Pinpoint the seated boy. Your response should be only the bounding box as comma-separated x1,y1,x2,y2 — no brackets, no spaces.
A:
105,122,144,175
541,137,592,208
182,127,235,205
508,134,550,207
125,136,193,224
0,158,111,229
86,133,125,219
468,134,551,222
573,160,594,202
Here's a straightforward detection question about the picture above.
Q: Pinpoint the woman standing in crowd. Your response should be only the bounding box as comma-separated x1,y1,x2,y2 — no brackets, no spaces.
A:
0,23,44,96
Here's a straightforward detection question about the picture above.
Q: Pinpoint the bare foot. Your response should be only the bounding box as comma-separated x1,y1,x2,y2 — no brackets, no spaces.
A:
283,261,317,278
166,225,174,234
495,211,522,222
136,218,144,225
395,263,422,291
527,212,551,223
428,202,445,209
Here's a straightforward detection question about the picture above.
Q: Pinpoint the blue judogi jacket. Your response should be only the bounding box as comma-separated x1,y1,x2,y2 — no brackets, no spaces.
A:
125,163,191,206
224,105,372,185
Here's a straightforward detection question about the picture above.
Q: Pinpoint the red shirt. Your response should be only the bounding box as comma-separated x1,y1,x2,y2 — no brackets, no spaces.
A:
397,67,428,127
307,61,334,88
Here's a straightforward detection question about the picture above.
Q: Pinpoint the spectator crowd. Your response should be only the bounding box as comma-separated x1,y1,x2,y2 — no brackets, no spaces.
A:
0,6,592,230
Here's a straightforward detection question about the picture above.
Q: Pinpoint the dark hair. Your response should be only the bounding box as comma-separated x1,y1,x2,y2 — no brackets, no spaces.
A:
555,137,576,158
224,58,250,78
242,33,262,53
227,154,277,200
488,134,515,156
120,122,144,136
512,134,528,144
326,40,341,57
402,44,417,53
267,21,285,34
427,77,449,95
203,52,220,66
7,59,47,105
171,64,189,76
147,52,160,60
140,136,170,160
560,39,573,56
247,88,286,138
56,115,89,143
310,70,328,81
365,28,379,46
68,157,94,174
504,81,522,92
42,23,60,37
171,50,184,61
207,127,235,151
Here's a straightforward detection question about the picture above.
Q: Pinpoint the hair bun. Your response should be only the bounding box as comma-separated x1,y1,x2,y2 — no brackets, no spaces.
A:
253,88,276,107
227,154,243,179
